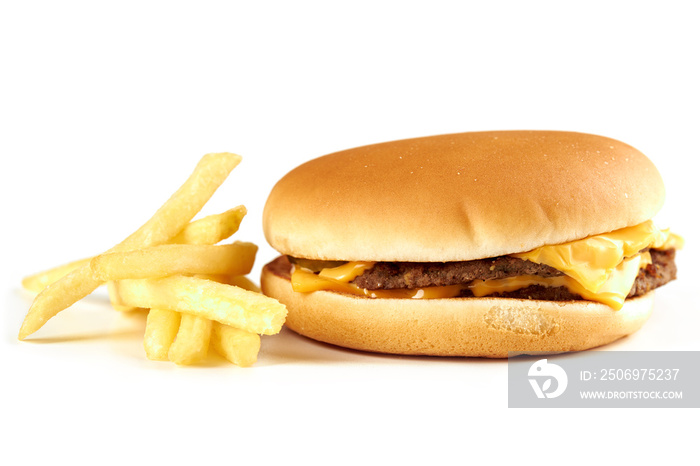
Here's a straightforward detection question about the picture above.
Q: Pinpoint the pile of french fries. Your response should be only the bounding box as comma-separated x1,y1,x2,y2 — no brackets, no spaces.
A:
19,153,286,367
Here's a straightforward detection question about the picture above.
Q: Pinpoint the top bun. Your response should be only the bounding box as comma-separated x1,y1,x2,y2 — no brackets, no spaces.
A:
263,131,665,262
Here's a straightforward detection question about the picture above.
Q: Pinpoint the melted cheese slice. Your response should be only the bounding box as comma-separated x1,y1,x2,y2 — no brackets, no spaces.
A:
290,221,681,309
512,220,681,293
291,267,465,299
318,261,375,281
470,252,651,310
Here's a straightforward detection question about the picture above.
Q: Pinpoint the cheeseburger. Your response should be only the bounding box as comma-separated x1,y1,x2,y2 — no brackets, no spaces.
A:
261,131,681,357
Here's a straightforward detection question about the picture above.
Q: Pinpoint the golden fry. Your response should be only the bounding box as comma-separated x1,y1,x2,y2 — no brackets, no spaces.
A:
211,322,260,367
21,257,91,293
112,275,286,335
170,205,247,245
144,308,181,360
227,275,261,293
107,281,144,312
201,274,261,292
90,242,257,281
22,205,245,293
116,153,242,251
168,314,212,365
18,153,241,340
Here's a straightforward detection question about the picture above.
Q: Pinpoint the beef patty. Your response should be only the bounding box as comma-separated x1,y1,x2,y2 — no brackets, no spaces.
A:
287,249,676,301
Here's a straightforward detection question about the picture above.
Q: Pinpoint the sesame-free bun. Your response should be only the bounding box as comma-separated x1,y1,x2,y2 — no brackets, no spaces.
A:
263,131,665,262
260,258,654,357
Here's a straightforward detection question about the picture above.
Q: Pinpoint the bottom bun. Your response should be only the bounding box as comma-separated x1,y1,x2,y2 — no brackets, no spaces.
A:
261,259,655,357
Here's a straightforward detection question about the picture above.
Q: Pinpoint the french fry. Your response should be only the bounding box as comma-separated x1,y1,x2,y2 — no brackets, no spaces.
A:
199,274,262,293
18,153,241,340
21,257,91,293
170,205,247,245
144,308,181,360
211,322,260,367
168,313,212,365
198,274,261,366
116,153,242,251
90,242,257,281
227,275,261,293
21,206,246,294
107,281,144,312
111,275,286,335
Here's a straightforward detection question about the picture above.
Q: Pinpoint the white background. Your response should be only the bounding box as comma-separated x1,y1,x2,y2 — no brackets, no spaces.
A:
1,1,699,464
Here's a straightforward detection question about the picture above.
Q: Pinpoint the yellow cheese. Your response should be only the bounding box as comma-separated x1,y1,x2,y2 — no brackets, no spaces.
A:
469,253,649,310
291,267,463,299
660,231,684,250
318,261,375,281
512,220,676,294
